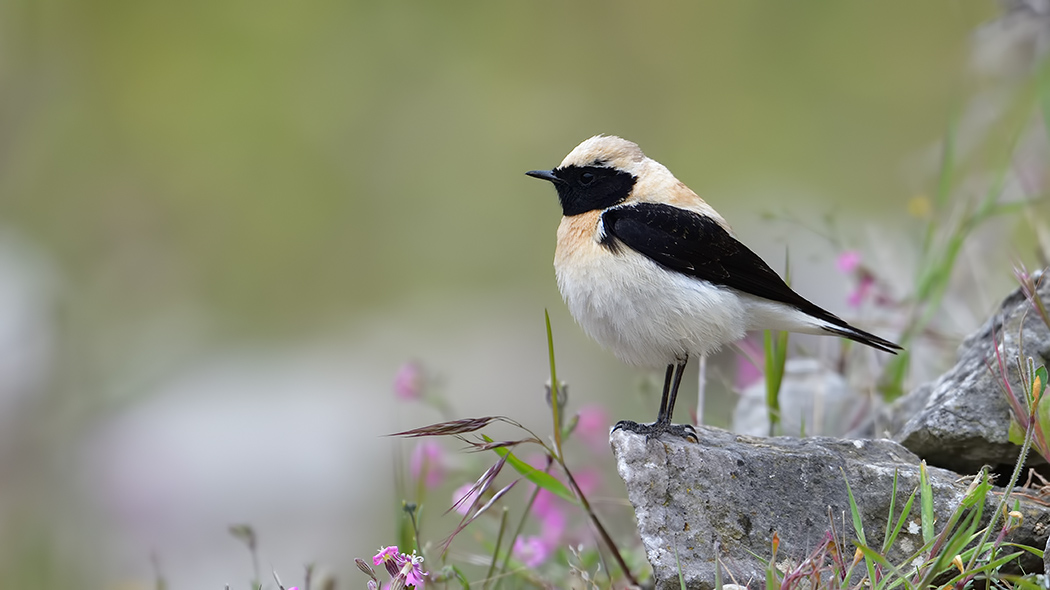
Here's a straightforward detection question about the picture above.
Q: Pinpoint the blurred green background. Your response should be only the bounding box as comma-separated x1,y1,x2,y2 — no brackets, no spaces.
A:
0,1,1024,588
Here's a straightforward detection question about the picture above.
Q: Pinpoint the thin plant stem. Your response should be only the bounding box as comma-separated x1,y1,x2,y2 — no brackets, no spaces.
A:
545,309,565,460
483,507,509,590
965,383,1038,572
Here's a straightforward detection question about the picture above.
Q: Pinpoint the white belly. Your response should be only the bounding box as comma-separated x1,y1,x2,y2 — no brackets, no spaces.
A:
555,244,750,368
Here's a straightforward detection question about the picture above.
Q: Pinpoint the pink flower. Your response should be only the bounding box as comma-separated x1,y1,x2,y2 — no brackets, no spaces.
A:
393,361,424,401
371,546,428,588
409,440,445,489
539,504,566,543
451,482,480,515
733,334,764,390
513,535,553,567
575,405,610,453
374,545,402,578
400,552,428,587
531,487,555,518
735,352,762,390
847,274,875,308
836,250,862,274
571,468,602,497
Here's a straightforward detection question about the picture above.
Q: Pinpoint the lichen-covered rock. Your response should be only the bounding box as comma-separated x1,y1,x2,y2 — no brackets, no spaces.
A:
890,276,1050,474
612,426,1049,590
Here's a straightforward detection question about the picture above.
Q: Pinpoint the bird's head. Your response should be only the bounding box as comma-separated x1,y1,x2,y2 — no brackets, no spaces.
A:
527,135,646,217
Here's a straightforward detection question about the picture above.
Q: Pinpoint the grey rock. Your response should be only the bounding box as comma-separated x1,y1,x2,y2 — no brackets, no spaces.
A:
890,277,1050,474
1045,534,1050,579
612,426,1050,590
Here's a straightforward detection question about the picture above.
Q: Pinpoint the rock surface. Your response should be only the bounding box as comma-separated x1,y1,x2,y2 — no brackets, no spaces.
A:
612,426,1050,590
890,278,1050,474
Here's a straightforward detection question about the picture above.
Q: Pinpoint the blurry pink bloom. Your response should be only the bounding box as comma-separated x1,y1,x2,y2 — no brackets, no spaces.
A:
735,353,762,390
409,440,445,489
836,250,862,274
847,274,875,308
393,361,424,400
451,482,480,515
571,468,602,496
734,334,764,390
576,405,610,453
532,487,555,517
513,535,553,567
539,504,567,543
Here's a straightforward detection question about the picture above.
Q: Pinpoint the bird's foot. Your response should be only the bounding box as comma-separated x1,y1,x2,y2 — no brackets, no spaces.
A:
612,420,698,443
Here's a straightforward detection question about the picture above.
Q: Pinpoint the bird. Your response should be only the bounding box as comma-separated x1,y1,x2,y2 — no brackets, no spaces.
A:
526,135,901,441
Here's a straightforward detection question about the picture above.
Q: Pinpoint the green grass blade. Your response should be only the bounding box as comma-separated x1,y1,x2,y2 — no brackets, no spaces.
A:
673,541,687,590
882,470,899,553
937,551,1023,589
544,309,564,455
764,329,787,436
884,485,918,554
483,435,576,504
919,461,934,545
842,470,879,586
854,543,914,590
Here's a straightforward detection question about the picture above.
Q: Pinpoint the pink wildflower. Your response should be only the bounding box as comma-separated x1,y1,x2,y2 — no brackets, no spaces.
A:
371,546,428,588
409,440,445,489
532,487,555,517
513,535,552,567
374,545,402,578
539,504,567,543
836,250,862,274
451,482,480,515
575,405,610,453
847,274,875,308
400,551,428,587
393,361,424,401
734,334,764,389
571,468,602,496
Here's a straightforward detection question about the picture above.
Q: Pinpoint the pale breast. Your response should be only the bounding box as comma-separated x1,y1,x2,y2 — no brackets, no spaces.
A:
552,211,749,367
554,210,604,267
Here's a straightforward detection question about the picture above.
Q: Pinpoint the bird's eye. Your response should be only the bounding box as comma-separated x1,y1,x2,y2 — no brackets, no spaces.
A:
579,172,596,186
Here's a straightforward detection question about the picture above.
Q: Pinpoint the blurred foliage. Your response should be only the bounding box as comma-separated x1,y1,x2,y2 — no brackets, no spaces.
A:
0,0,995,336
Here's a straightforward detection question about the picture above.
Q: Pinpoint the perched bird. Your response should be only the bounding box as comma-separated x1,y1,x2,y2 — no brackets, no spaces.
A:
526,135,901,441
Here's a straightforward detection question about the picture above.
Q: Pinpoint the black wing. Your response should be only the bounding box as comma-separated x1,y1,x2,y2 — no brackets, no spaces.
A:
600,202,901,353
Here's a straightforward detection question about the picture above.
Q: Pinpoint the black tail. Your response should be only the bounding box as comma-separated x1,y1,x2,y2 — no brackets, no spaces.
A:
820,323,903,354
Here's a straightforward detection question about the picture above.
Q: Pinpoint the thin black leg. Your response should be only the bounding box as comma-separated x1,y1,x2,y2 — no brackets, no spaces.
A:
613,356,697,443
659,358,689,426
655,364,674,422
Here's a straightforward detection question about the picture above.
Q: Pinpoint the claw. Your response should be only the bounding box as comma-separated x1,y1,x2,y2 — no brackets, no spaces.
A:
612,420,698,443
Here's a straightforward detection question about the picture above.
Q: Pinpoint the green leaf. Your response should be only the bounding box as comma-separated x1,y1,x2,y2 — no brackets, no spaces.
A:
1035,364,1050,437
842,470,879,586
919,461,935,545
482,435,577,504
1008,419,1027,446
854,543,915,590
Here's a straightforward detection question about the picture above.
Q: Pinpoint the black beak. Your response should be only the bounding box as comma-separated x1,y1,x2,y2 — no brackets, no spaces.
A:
526,169,562,184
